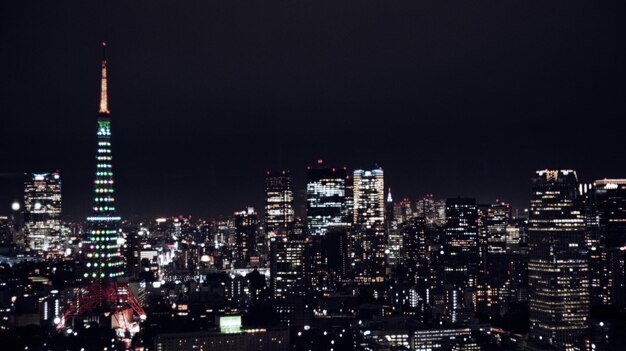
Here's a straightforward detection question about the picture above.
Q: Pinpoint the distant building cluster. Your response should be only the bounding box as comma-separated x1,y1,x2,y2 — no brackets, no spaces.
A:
3,164,624,351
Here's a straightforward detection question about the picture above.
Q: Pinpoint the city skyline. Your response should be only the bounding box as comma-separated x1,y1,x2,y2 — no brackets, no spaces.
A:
2,0,626,219
1,2,626,350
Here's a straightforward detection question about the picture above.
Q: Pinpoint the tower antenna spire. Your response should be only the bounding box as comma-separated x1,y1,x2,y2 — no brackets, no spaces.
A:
99,41,109,114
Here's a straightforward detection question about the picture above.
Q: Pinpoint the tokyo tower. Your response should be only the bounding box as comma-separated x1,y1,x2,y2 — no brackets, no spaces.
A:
58,42,145,337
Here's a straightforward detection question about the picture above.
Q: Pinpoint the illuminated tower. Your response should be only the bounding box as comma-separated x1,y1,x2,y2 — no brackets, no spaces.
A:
59,43,145,336
82,44,125,280
528,170,589,349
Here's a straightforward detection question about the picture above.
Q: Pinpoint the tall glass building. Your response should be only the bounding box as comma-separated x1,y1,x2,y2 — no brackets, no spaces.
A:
265,171,295,239
528,170,589,349
593,179,626,308
352,168,386,284
24,172,62,257
306,161,348,237
443,198,479,288
270,237,310,299
353,169,385,226
233,207,258,268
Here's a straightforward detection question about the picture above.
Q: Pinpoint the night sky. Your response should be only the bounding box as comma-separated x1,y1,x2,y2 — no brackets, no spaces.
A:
1,0,625,220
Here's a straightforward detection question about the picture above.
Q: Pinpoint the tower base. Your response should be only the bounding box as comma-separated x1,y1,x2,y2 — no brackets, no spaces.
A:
58,280,146,337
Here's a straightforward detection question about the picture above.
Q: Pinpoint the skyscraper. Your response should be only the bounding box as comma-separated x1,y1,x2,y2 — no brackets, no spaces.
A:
265,171,295,239
59,43,145,334
306,160,348,237
443,198,479,289
528,170,589,348
23,172,62,257
476,202,514,319
233,207,258,268
402,216,427,283
416,194,446,227
441,198,479,323
270,237,310,299
353,169,385,227
352,168,386,284
386,189,403,267
593,179,626,307
595,179,626,247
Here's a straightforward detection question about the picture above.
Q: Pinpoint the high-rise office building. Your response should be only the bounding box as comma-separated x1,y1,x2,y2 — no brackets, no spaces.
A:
265,171,295,239
352,168,386,284
437,198,479,323
270,237,310,299
416,194,446,227
595,179,626,247
24,172,62,257
393,198,413,224
593,179,626,307
482,202,510,255
233,207,258,268
476,202,513,319
306,161,348,237
443,198,479,289
386,189,403,267
402,217,427,283
528,170,589,349
306,161,349,291
323,226,350,279
353,169,385,226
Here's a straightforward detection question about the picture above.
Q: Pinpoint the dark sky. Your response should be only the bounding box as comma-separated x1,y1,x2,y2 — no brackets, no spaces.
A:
1,0,625,220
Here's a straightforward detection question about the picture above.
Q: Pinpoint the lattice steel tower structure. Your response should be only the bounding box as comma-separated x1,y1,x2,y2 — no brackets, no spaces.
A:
59,43,145,336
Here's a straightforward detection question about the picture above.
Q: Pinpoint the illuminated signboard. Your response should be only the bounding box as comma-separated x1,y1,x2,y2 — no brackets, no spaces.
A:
219,315,242,334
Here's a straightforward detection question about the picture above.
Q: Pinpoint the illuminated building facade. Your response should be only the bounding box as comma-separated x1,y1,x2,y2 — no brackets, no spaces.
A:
416,194,446,227
481,202,510,255
353,169,385,226
475,202,514,318
352,168,386,284
386,189,403,267
443,198,479,289
437,198,480,323
595,179,626,247
528,169,589,349
593,179,626,307
402,217,429,291
265,171,294,239
306,161,348,237
24,172,62,257
270,238,310,299
154,327,289,351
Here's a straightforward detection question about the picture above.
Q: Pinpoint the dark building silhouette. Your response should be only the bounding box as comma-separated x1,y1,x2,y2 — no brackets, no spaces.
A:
233,207,258,268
